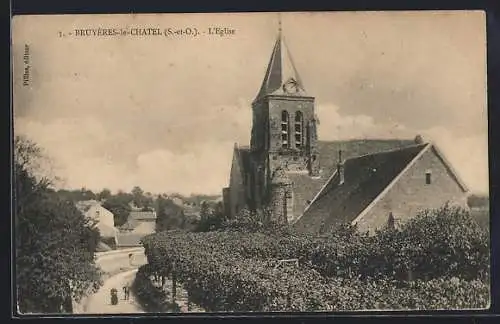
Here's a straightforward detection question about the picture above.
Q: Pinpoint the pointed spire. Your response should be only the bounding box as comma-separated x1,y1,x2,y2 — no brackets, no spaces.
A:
254,17,307,102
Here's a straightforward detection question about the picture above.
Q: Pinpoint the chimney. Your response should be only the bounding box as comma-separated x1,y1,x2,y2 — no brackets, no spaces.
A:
338,149,345,185
414,134,424,144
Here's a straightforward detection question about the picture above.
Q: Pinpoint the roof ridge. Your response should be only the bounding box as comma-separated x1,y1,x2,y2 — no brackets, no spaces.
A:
318,138,414,144
343,142,427,162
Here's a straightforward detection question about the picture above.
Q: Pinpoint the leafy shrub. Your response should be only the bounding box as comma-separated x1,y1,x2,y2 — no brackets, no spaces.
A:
308,205,489,281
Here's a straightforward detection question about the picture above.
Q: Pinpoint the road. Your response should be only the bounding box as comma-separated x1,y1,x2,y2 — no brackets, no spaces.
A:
73,248,147,314
85,269,145,314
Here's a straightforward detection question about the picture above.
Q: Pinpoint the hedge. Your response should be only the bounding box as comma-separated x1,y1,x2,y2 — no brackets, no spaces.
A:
142,240,489,311
143,205,489,282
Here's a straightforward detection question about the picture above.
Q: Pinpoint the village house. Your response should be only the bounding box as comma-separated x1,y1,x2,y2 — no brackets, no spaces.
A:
75,200,119,248
222,27,469,234
117,210,157,248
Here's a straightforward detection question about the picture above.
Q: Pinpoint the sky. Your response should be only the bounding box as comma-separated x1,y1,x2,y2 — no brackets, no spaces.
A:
12,11,488,196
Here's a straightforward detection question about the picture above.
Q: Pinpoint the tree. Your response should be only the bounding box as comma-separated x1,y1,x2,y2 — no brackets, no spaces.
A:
155,197,186,232
194,201,227,232
15,136,102,313
96,188,112,201
131,186,145,208
102,195,132,227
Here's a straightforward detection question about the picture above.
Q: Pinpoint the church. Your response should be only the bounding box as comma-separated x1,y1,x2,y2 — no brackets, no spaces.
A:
222,27,469,234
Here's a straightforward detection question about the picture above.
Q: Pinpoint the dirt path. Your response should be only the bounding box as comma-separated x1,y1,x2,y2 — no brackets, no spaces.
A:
85,269,145,314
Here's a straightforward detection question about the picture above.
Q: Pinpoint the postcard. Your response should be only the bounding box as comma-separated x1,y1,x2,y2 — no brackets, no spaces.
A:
12,11,489,315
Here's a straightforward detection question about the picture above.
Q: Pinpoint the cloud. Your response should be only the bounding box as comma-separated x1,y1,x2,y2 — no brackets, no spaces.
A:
14,100,489,196
420,126,489,194
135,142,234,195
317,103,414,140
316,103,489,193
12,12,487,195
14,111,239,196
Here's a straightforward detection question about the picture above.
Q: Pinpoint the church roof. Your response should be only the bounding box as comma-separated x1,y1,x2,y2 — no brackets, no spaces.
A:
254,31,308,102
293,143,429,233
234,139,416,220
291,139,417,222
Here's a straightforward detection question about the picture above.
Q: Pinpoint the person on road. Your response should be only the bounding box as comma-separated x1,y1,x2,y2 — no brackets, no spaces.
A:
110,288,118,305
123,285,130,300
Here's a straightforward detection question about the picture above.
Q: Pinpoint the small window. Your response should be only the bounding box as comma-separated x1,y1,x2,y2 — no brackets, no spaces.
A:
294,111,303,149
272,155,278,160
425,171,432,185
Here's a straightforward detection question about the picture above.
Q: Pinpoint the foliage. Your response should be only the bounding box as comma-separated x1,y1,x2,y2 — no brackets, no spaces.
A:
56,188,96,202
155,197,186,232
142,228,489,312
96,188,112,201
304,206,489,282
194,201,226,232
131,186,154,209
15,136,102,313
219,207,291,235
394,204,489,281
131,265,180,312
102,195,132,227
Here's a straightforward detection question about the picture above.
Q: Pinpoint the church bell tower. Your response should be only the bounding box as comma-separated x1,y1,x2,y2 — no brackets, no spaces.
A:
250,21,320,180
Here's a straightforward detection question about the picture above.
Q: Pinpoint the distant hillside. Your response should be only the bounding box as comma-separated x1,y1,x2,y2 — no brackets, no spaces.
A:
467,193,489,209
169,193,222,207
467,193,489,231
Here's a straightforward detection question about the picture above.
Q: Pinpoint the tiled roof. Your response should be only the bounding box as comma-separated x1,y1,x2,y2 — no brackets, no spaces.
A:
130,221,156,234
129,211,156,221
294,143,428,234
116,233,145,247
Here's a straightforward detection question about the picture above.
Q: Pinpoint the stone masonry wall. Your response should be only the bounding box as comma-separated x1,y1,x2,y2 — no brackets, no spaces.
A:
355,147,468,234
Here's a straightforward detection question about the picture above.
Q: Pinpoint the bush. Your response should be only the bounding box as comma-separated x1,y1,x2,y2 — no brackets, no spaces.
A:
309,205,489,281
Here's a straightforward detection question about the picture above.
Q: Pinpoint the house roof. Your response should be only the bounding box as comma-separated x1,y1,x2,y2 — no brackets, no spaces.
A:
75,200,100,214
130,221,156,234
129,211,156,221
120,211,156,230
293,143,429,233
116,233,145,247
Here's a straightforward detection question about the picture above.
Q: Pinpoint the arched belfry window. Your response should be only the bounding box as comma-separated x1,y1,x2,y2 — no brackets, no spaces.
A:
281,110,289,149
295,111,303,149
